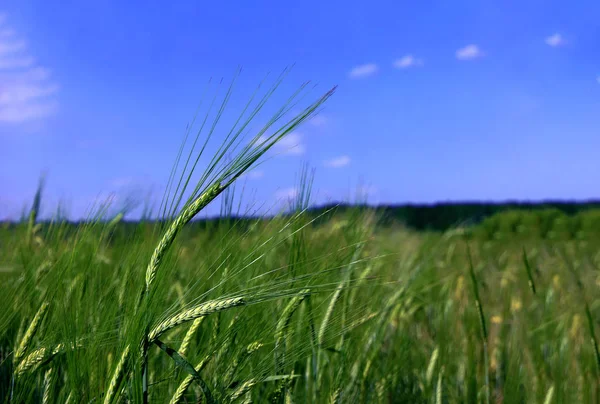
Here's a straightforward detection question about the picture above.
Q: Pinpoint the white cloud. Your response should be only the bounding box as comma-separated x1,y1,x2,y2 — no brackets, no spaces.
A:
0,102,57,123
278,132,305,155
309,114,327,127
0,83,58,104
275,187,298,201
245,170,264,180
456,44,483,60
0,12,59,124
545,33,566,47
0,28,15,38
0,56,34,69
348,63,378,79
259,132,305,156
325,155,351,168
393,55,424,69
0,39,26,55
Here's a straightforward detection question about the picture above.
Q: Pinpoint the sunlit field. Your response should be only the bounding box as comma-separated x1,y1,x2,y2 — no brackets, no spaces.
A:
3,202,600,403
2,78,600,404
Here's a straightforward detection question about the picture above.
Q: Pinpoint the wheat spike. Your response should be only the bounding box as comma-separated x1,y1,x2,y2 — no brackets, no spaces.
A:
42,367,54,404
104,345,130,404
15,344,64,377
230,379,257,402
145,182,223,293
14,301,49,364
179,317,204,357
169,355,210,404
149,297,245,343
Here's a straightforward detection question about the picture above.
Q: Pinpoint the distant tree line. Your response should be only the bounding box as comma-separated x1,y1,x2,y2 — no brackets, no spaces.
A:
306,201,600,236
6,201,600,240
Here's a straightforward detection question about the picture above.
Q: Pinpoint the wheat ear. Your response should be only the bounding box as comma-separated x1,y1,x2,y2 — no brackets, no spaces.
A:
149,297,245,343
15,343,65,377
275,289,310,371
145,182,222,293
14,301,49,364
42,367,54,404
169,355,210,404
230,379,258,401
179,317,204,357
103,344,130,404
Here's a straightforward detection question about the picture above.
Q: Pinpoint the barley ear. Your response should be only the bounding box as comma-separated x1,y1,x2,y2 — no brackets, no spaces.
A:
230,379,258,402
104,345,130,404
179,317,204,357
329,388,342,404
42,367,54,404
275,289,310,371
145,182,223,294
14,301,49,364
148,297,245,343
543,385,555,404
15,344,62,377
436,367,444,404
426,347,439,385
169,355,210,404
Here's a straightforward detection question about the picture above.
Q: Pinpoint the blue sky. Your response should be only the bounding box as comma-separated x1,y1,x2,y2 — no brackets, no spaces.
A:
1,0,599,220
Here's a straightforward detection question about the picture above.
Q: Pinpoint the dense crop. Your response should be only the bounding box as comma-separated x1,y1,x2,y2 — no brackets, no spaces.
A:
2,74,599,403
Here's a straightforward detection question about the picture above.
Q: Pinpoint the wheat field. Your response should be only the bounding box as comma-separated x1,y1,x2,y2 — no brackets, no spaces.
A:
1,75,600,403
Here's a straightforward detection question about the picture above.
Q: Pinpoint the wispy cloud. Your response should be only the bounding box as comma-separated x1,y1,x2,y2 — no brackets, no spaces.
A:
325,155,351,168
348,63,378,79
308,114,327,127
545,33,566,47
455,44,483,61
278,132,305,155
0,12,59,124
259,132,305,156
244,170,264,180
393,55,424,69
0,28,15,38
0,56,34,69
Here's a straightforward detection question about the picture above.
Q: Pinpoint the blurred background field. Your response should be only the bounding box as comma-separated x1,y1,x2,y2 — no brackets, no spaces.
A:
2,190,600,403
